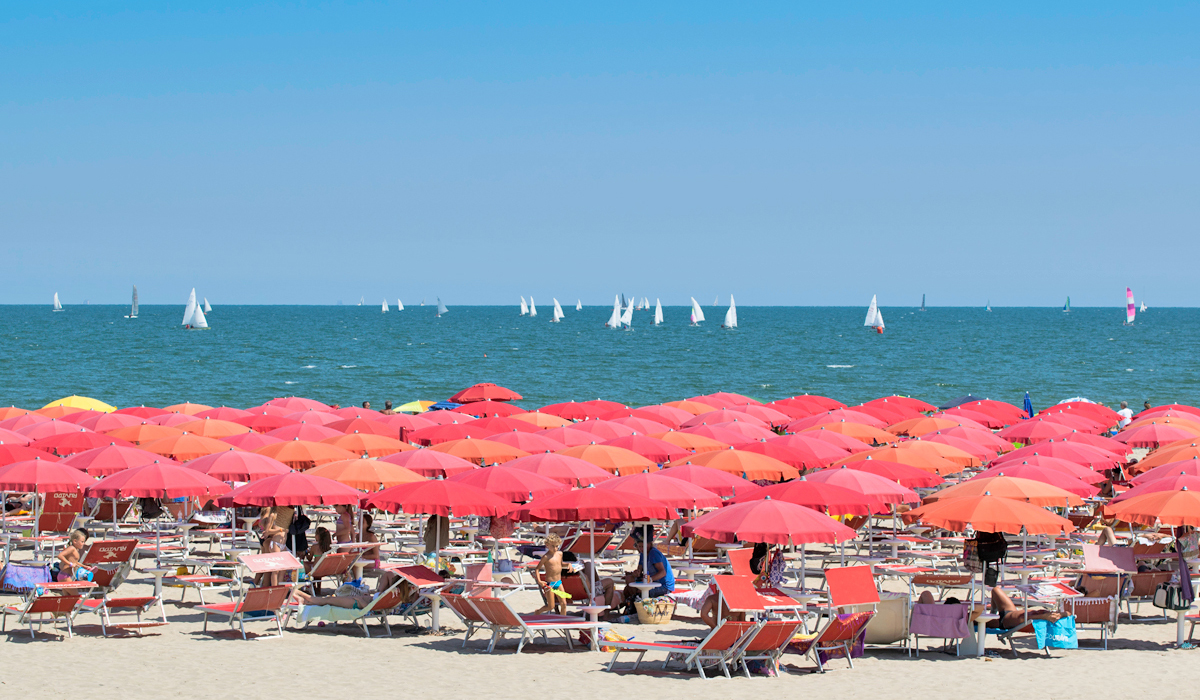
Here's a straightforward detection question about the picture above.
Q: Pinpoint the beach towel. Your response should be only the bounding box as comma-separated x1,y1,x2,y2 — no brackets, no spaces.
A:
0,562,51,593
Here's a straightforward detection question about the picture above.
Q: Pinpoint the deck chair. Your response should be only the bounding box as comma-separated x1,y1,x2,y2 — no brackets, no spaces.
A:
468,594,608,654
731,619,804,677
90,499,134,524
293,576,409,637
2,590,85,639
606,619,759,678
909,602,973,656
197,585,292,639
728,547,754,576
38,491,84,534
564,531,613,558
1062,596,1117,649
913,573,975,601
1126,572,1174,619
301,550,361,594
825,566,881,611
441,591,491,647
788,611,876,672
76,539,168,636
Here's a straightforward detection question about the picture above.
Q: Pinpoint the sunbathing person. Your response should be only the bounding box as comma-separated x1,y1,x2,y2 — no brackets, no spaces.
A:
986,586,1061,630
292,571,404,609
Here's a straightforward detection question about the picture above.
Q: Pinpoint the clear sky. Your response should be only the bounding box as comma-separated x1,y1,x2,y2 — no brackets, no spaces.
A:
2,2,1197,307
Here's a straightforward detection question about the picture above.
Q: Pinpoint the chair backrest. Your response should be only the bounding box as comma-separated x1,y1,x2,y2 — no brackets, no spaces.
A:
82,539,139,566
308,551,359,578
442,592,487,622
1131,571,1174,596
820,611,876,643
464,562,493,582
560,575,590,602
1078,573,1121,598
825,566,880,609
566,532,613,556
741,619,803,653
908,603,972,639
1064,596,1116,625
713,575,769,613
239,551,304,575
1081,544,1137,573
698,620,758,652
913,573,973,587
242,585,290,613
364,582,407,614
470,595,522,627
27,593,82,615
44,491,84,514
92,499,134,522
727,548,754,576
38,512,78,533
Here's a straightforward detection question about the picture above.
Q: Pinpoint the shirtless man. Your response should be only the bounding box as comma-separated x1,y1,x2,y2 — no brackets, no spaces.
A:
54,528,90,582
534,534,568,614
381,401,396,416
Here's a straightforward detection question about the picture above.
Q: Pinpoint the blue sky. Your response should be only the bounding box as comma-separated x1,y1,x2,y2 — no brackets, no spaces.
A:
2,2,1197,307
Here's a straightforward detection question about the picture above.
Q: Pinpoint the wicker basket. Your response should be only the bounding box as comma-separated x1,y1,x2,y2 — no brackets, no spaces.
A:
635,598,676,624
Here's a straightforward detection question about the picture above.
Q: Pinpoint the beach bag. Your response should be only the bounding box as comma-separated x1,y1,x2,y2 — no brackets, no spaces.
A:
976,532,1008,563
0,562,52,593
962,539,983,574
580,628,628,652
1032,616,1078,649
983,562,1002,587
1152,583,1191,611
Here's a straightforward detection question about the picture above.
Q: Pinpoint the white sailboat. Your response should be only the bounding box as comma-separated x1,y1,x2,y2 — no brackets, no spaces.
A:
864,295,884,333
620,298,634,329
551,298,564,322
182,289,198,326
421,298,426,306
1140,301,1147,313
714,296,719,306
188,302,209,329
436,298,448,317
52,293,63,312
397,299,404,311
605,295,622,328
382,299,389,313
358,296,364,306
722,295,737,329
654,298,663,326
203,298,212,313
576,300,582,311
125,285,138,319
520,297,528,315
529,297,537,317
986,301,992,312
690,297,705,326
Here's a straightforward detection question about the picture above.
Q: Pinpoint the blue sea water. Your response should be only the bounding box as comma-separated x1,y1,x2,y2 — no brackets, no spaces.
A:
0,305,1196,411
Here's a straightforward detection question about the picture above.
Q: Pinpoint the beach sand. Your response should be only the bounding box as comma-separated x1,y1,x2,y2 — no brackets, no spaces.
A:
3,561,1199,700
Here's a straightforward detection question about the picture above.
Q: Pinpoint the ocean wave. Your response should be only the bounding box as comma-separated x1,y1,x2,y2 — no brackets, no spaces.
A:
284,381,297,385
302,365,316,369
340,365,357,369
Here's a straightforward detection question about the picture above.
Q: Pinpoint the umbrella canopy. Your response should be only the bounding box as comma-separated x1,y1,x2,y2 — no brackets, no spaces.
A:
778,394,846,412
760,434,853,462
1112,474,1200,504
504,453,615,486
408,423,500,446
789,409,887,431
1115,421,1200,449
935,408,1009,429
53,410,104,425
925,426,1014,453
649,430,730,453
986,455,1106,484
265,423,344,441
236,413,300,433
449,383,523,404
1102,487,1200,527
803,466,921,504
264,397,332,412
511,488,674,522
32,406,81,419
449,400,525,418
889,415,989,437
631,404,694,429
997,419,1073,445
683,497,857,545
1129,415,1200,434
669,448,799,482
1131,458,1200,485
509,412,574,429
218,471,363,507
220,431,285,451
0,459,95,493
254,439,357,470
321,433,414,458
0,427,32,446
375,413,437,435
916,433,999,462
379,449,478,478
88,462,230,499
594,472,722,510
112,406,169,419
683,421,776,443
938,395,984,411
244,404,295,417
395,400,436,414
726,478,882,515
954,399,1028,423
429,438,529,466
732,439,836,471
75,412,146,433
657,464,761,499
895,440,981,468
556,444,657,476
905,495,1075,535
366,480,511,517
1133,442,1200,473
846,403,919,426
991,442,1124,471
607,415,674,435
306,458,424,491
866,395,938,413
60,445,173,477
43,395,116,413
1039,411,1109,434
465,416,540,434
925,476,1083,507
1140,406,1200,422
326,417,397,437
18,419,94,441
538,402,606,421
194,406,255,421
694,392,762,407
0,407,31,420
143,433,244,461
0,413,52,431
446,465,569,503
839,459,945,489
660,400,722,417
799,422,897,446
0,443,62,468
106,423,185,445
183,451,293,482
30,432,135,457
285,410,344,427
162,402,213,415
151,412,198,428
1039,402,1122,424
599,435,689,464
571,419,640,441
176,418,254,439
486,431,567,454
834,445,962,476
972,464,1100,497
682,410,771,431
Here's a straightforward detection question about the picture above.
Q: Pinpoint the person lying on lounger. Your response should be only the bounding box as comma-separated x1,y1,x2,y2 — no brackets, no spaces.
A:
984,587,1060,630
292,571,406,610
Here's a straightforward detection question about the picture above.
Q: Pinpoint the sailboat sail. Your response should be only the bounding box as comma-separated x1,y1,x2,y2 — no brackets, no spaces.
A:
182,289,198,325
576,300,582,311
358,296,364,306
864,295,884,329
188,302,208,329
529,297,537,317
382,299,389,313
722,295,737,329
605,295,621,328
52,293,63,311
128,285,138,318
203,298,212,313
986,301,991,312
920,294,925,312
520,297,528,315
654,299,663,326
437,298,449,316
690,298,705,325
1063,296,1070,313
620,299,634,328
552,298,564,322
1140,301,1147,312
397,299,403,311
620,294,627,309
1126,288,1135,324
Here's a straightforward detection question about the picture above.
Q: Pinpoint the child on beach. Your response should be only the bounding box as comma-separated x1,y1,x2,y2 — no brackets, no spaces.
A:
53,528,90,582
534,534,569,615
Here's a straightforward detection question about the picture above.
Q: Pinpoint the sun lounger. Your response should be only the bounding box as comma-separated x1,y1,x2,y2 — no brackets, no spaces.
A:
1062,596,1117,649
75,539,169,636
198,585,293,639
301,550,361,593
788,611,876,672
468,594,608,653
442,591,492,646
731,619,804,677
2,588,87,640
606,619,759,678
909,602,973,656
294,576,409,637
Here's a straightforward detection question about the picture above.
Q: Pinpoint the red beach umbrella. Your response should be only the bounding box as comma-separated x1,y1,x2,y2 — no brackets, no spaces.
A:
449,383,523,404
0,427,34,446
1111,474,1200,504
557,444,657,476
571,419,639,441
194,406,255,421
183,451,293,482
1116,421,1200,449
380,450,478,478
683,498,857,545
18,419,94,441
266,423,343,441
511,488,674,523
326,417,398,437
264,397,332,412
657,464,760,499
408,423,500,446
235,413,300,433
983,456,1106,485
88,462,229,499
540,426,605,448
465,417,540,434
485,431,567,454
217,471,363,507
632,404,694,429
840,459,945,489
601,435,690,464
594,473,722,510
254,439,357,470
0,459,94,493
60,445,174,477
726,478,882,515
1102,488,1200,527
905,495,1075,535
75,412,146,433
306,458,423,491
971,464,1099,497
449,401,525,418
112,406,169,419
29,432,133,457
0,443,62,468
220,431,285,451
365,480,511,517
1131,458,1200,485
804,466,921,504
504,453,615,487
446,466,569,503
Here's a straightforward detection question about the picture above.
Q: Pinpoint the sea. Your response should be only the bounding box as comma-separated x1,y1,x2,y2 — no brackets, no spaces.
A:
1,305,1196,412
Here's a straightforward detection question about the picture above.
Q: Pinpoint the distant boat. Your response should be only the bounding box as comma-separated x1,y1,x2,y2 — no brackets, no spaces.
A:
713,296,719,306
619,298,634,330
722,295,737,329
864,295,884,333
920,294,926,312
529,297,537,317
643,297,649,309
125,285,138,319
690,297,705,326
382,299,389,313
605,295,622,328
397,299,404,311
654,298,663,326
436,298,448,317
421,298,425,306
183,289,208,329
986,301,992,312
1063,296,1070,313
520,297,528,316
203,298,212,313
551,298,564,322
576,300,582,311
358,296,364,306
1125,287,1135,325
620,293,627,309
52,293,63,312
182,289,198,326
1140,301,1147,313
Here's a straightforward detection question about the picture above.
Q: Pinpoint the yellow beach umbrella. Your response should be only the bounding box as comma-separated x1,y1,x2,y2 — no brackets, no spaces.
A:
397,400,435,414
43,395,116,413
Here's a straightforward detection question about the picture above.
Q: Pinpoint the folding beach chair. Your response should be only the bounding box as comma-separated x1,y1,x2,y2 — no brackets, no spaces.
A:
293,575,409,637
468,594,609,654
198,585,292,639
2,589,85,640
76,539,169,636
731,619,805,677
1062,596,1117,649
909,602,973,656
788,611,876,672
441,591,492,646
825,566,881,612
606,619,759,678
301,550,362,594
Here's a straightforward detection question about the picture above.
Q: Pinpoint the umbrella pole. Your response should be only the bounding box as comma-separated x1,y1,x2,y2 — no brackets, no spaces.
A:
800,542,807,591
589,520,596,603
